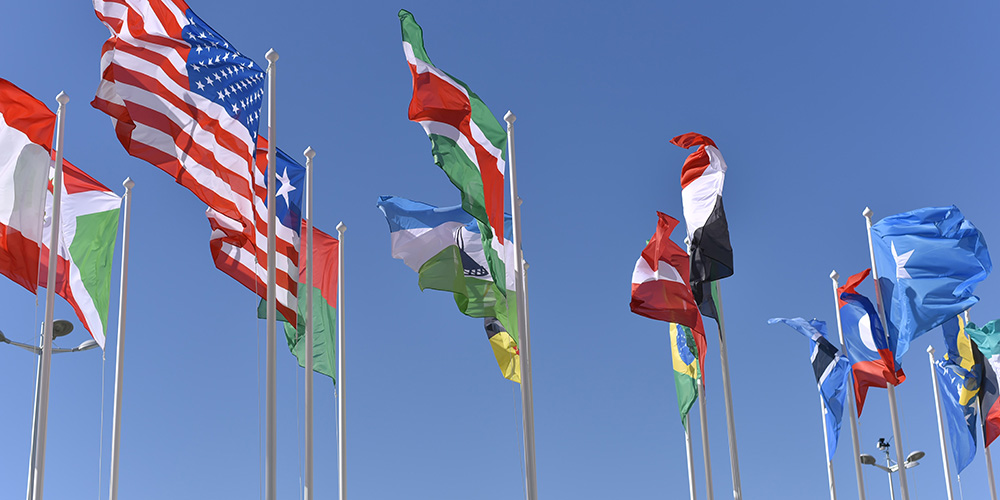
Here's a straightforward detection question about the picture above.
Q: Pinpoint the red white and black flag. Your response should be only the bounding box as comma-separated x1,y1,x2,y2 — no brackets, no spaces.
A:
671,132,734,320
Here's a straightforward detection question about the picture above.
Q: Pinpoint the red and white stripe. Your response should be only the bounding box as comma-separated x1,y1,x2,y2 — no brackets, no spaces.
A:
91,0,255,240
671,132,728,245
207,136,298,326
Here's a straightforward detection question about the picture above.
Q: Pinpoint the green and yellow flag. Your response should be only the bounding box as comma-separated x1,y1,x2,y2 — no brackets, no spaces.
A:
670,323,700,427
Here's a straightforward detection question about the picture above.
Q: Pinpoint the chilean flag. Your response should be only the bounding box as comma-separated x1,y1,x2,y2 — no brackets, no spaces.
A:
631,212,706,375
838,269,906,416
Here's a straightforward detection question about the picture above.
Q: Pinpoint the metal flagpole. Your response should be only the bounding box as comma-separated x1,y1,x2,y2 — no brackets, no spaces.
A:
818,392,837,500
927,346,955,500
336,222,347,500
685,414,697,500
862,207,910,500
108,178,135,500
698,376,714,500
830,271,867,500
710,281,743,500
25,325,43,500
30,91,69,500
303,147,315,500
264,49,279,500
504,111,538,500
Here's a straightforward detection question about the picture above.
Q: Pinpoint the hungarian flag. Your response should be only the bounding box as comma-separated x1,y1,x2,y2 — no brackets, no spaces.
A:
967,319,1000,446
399,9,510,306
39,162,122,349
377,195,519,382
631,212,706,376
0,78,53,293
671,133,733,320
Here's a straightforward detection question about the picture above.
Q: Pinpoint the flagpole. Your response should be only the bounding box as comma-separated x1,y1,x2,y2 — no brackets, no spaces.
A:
684,414,697,500
264,48,279,500
818,392,837,500
698,375,714,500
830,271,867,500
336,221,347,500
926,346,955,500
25,324,43,500
862,207,910,500
30,91,69,500
303,147,316,500
108,177,134,500
710,281,743,500
504,111,538,500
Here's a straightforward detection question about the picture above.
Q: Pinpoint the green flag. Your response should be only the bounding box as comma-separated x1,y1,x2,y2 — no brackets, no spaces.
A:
670,323,700,427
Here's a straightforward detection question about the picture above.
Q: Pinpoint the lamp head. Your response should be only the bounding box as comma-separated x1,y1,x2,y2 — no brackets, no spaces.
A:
859,454,876,465
906,451,925,463
52,320,74,338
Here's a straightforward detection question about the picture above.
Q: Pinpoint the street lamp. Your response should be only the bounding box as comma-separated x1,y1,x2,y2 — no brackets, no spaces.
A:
0,320,99,500
860,438,924,500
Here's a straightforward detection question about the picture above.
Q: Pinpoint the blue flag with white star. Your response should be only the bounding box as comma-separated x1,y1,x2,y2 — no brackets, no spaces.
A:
267,147,305,231
871,206,992,357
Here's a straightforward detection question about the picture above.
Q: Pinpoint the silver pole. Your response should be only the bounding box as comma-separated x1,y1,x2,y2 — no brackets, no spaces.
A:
504,111,538,500
31,91,69,500
986,442,998,500
108,178,135,500
336,222,347,500
886,449,897,500
927,346,955,500
711,282,743,499
862,207,910,500
303,147,315,500
264,48,279,500
698,376,714,500
818,392,837,500
25,325,43,500
830,271,866,500
685,414,697,500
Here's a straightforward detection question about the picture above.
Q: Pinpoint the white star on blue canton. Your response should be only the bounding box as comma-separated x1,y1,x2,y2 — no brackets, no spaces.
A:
275,167,296,208
196,81,205,91
891,241,914,280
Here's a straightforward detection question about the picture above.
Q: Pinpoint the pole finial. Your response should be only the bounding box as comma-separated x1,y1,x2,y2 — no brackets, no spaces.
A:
862,207,874,219
304,146,316,159
123,177,135,190
830,270,839,281
927,345,935,354
504,111,516,124
265,49,279,63
56,91,70,105
336,222,347,234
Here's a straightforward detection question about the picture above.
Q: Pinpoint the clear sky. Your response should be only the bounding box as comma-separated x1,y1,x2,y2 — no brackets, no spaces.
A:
1,1,998,499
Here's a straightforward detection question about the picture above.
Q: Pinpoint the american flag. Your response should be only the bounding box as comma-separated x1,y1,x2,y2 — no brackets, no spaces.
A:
92,0,264,237
208,137,302,327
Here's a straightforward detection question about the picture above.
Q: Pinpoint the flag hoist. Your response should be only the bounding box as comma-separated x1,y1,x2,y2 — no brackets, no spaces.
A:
829,271,866,500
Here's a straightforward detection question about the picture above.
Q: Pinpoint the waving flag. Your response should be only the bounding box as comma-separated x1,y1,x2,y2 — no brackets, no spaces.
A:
377,195,519,382
967,320,1000,446
936,316,981,472
670,322,700,427
631,212,706,376
872,206,992,356
399,9,509,305
0,79,52,292
769,318,851,455
671,132,733,321
92,0,264,241
838,269,905,416
209,137,302,327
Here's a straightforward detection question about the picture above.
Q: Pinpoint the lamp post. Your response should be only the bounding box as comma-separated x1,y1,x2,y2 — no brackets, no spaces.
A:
0,321,98,500
859,438,924,500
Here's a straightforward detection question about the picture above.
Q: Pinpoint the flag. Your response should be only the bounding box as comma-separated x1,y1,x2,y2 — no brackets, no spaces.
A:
257,223,337,380
0,79,51,293
630,212,706,377
209,137,302,327
670,322,700,427
399,9,509,304
92,0,264,241
376,195,519,382
966,319,1000,447
39,162,122,348
871,206,992,356
838,269,905,416
671,132,733,321
936,315,981,472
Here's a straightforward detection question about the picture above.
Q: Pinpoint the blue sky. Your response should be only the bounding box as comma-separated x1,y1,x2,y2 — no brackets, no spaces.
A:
1,1,998,499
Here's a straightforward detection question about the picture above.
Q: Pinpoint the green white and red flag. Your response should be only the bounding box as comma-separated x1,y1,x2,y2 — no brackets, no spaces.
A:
399,9,509,299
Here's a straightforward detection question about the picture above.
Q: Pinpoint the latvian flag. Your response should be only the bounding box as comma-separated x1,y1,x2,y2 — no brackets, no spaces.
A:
631,212,706,375
671,133,734,320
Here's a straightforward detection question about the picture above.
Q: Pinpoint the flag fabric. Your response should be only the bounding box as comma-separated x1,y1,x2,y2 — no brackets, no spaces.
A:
936,315,981,473
630,212,706,377
376,195,519,382
92,0,264,240
0,79,52,293
671,132,733,320
838,268,905,416
39,162,122,348
257,223,337,380
768,318,851,456
966,319,1000,447
209,137,302,327
669,322,700,427
399,9,509,305
871,206,992,357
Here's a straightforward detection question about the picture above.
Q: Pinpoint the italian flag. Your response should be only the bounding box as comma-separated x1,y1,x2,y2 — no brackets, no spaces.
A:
399,9,509,303
40,161,122,349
